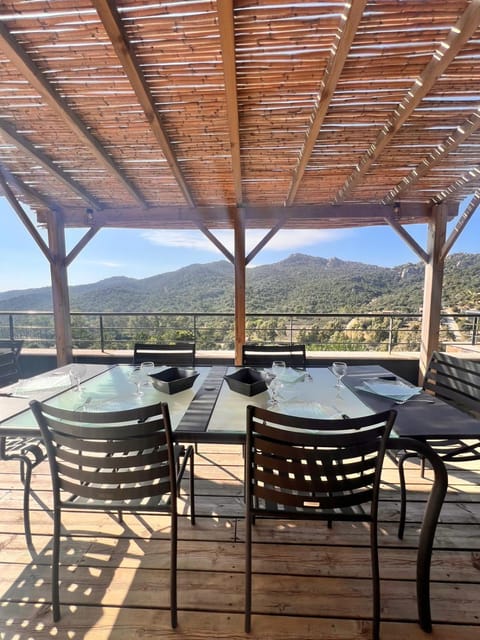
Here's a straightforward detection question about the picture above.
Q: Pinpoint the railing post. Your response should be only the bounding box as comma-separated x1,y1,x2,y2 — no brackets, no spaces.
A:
472,315,478,346
8,314,14,341
388,316,393,353
193,314,197,345
99,315,105,352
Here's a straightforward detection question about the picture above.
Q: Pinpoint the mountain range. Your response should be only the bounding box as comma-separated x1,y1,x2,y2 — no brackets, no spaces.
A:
0,252,479,314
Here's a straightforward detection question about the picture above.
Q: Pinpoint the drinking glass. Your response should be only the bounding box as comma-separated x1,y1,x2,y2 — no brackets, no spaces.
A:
332,361,347,388
271,360,286,380
264,372,280,407
69,364,86,392
140,361,155,386
131,366,144,397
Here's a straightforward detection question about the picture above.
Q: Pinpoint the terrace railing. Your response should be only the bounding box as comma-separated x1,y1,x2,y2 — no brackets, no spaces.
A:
0,310,476,354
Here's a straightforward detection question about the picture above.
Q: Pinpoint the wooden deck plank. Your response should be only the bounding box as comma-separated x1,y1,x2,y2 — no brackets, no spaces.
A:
0,444,478,639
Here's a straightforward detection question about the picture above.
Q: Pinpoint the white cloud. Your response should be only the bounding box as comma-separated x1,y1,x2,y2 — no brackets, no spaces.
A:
142,228,348,255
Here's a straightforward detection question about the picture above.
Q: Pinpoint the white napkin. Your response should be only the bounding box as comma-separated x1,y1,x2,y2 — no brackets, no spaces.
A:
359,380,422,402
276,401,340,419
277,368,305,383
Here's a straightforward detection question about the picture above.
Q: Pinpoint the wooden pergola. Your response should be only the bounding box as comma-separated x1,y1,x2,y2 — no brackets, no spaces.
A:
1,1,480,370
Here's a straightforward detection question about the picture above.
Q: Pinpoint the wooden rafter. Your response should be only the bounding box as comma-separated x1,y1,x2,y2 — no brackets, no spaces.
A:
334,0,480,204
441,191,480,261
197,222,234,263
285,0,367,205
383,111,480,205
217,0,242,204
92,0,195,206
384,217,429,264
0,167,51,262
65,226,100,267
0,21,145,207
246,213,290,264
0,119,101,211
0,164,60,215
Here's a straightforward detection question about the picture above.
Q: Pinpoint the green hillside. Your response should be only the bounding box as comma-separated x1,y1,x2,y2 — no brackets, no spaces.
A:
0,252,478,314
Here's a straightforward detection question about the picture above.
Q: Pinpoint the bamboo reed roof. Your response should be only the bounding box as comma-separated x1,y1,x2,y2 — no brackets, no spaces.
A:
1,0,480,231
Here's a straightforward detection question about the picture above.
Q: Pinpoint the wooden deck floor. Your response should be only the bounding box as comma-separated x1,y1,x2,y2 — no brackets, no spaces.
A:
0,444,479,640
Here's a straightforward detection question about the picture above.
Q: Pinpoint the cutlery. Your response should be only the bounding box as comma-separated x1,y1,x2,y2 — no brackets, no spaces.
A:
394,397,435,405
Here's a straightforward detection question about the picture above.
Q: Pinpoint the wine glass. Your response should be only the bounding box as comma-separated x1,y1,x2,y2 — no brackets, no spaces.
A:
271,360,286,380
131,366,144,397
263,371,280,407
332,361,347,388
69,363,86,392
140,361,155,386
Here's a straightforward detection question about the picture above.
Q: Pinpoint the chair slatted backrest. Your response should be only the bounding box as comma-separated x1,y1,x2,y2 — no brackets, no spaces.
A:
423,351,480,417
133,342,195,368
246,406,396,520
242,344,306,369
0,350,20,388
30,400,177,511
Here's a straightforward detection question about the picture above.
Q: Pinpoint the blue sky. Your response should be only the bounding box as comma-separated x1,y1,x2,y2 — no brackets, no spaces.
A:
1,195,478,292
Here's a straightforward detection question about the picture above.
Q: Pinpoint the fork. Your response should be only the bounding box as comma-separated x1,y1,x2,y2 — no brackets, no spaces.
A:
394,397,435,405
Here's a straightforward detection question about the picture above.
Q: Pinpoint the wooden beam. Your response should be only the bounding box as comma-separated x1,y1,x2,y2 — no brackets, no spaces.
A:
0,21,146,206
441,191,480,260
42,202,438,229
92,0,194,206
384,216,429,264
217,0,243,204
0,119,101,210
384,111,480,204
246,213,289,264
197,222,234,263
0,168,52,263
233,210,246,366
419,204,448,383
286,0,367,205
0,164,66,214
46,210,73,366
65,226,101,267
334,1,480,203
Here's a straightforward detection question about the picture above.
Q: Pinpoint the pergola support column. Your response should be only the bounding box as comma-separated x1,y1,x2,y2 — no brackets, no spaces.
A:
47,210,73,366
234,210,246,365
419,203,448,382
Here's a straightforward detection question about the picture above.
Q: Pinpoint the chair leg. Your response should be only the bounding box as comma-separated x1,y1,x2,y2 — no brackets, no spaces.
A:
52,507,61,622
370,523,381,640
189,447,196,525
20,457,35,554
170,512,178,628
397,452,408,540
245,513,252,633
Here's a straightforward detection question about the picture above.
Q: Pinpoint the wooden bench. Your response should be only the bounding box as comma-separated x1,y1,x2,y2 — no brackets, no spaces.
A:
420,350,480,467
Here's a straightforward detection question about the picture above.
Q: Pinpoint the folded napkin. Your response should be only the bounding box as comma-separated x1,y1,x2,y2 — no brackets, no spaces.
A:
13,372,71,395
358,380,422,402
276,401,340,419
276,368,305,383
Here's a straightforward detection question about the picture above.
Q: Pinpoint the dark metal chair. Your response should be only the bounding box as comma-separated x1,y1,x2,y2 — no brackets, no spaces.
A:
0,347,47,553
244,405,396,639
30,399,195,627
0,349,21,387
242,343,307,368
133,341,196,367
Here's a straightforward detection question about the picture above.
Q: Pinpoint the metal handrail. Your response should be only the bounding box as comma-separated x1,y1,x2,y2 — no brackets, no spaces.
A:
0,309,478,354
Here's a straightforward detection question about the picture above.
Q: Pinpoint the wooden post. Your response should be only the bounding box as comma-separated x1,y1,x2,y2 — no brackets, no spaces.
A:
47,210,73,366
233,210,246,365
419,203,448,383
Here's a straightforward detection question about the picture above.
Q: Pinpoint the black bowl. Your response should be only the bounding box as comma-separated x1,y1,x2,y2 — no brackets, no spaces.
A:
224,367,267,396
149,367,199,394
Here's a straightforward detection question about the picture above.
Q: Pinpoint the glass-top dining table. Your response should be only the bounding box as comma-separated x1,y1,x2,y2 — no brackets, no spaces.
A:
0,361,470,634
